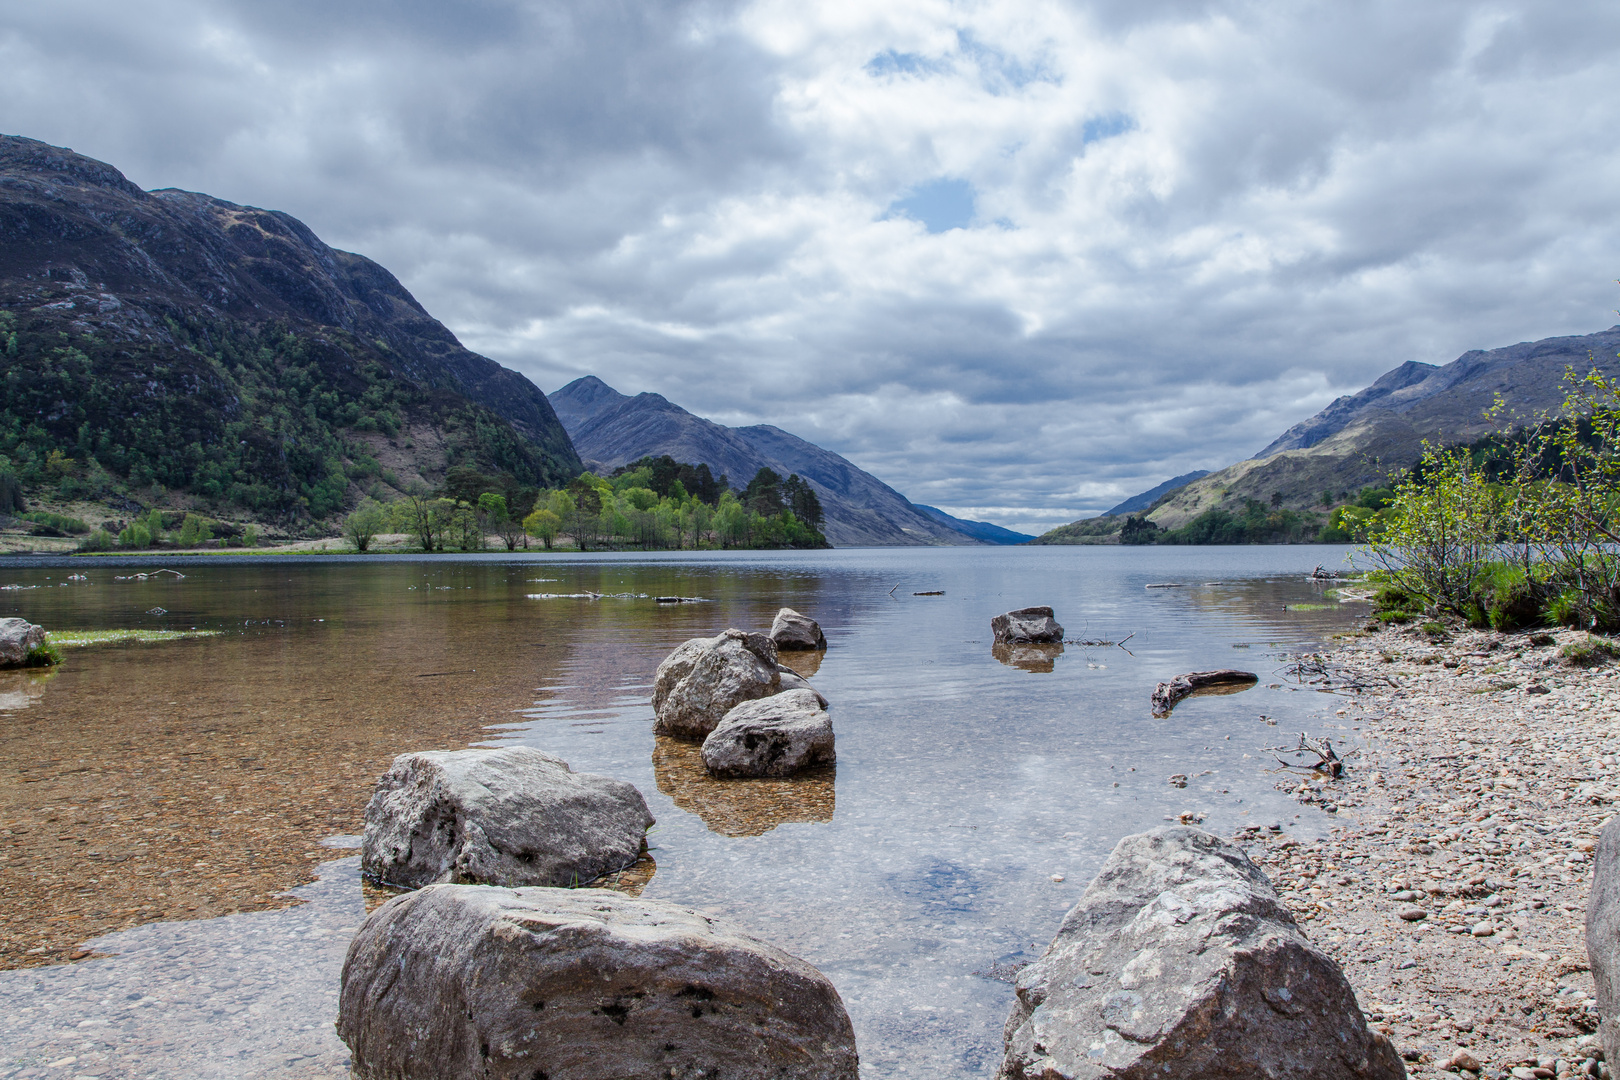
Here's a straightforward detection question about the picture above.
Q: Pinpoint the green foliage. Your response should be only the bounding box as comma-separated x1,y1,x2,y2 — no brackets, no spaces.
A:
1029,516,1123,545
1119,515,1161,545
23,642,63,668
1158,500,1324,545
20,511,89,535
342,497,387,552
176,513,214,546
1561,637,1620,667
117,522,152,548
241,524,260,547
0,469,22,513
0,311,576,525
78,528,114,551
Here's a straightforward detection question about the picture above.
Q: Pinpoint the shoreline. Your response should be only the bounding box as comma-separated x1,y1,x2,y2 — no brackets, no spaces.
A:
1243,622,1613,1078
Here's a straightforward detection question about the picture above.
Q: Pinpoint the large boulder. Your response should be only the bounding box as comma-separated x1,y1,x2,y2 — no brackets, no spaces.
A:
771,607,827,650
361,747,653,890
776,664,829,707
701,688,836,778
653,629,781,739
0,618,46,668
1000,826,1404,1080
991,606,1064,644
337,884,860,1080
1587,814,1620,1062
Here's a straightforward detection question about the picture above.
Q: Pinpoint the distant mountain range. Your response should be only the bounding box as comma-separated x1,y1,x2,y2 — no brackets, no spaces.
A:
1034,325,1620,541
0,134,579,522
548,376,983,547
914,506,1033,545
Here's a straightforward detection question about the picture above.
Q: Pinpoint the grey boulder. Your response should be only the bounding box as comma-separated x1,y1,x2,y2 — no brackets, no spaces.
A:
991,606,1064,644
361,747,653,890
653,629,781,739
337,884,860,1080
777,664,829,707
701,688,835,778
1000,826,1404,1080
0,617,46,667
771,607,827,650
1587,814,1620,1063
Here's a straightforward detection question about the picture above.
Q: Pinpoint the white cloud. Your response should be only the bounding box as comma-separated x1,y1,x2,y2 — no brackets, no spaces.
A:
4,0,1620,530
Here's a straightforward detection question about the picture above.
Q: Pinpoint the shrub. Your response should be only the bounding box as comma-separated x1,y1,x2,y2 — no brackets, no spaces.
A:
24,642,62,667
242,524,260,547
78,528,114,552
1561,638,1620,667
117,522,151,548
22,511,90,535
1376,610,1415,625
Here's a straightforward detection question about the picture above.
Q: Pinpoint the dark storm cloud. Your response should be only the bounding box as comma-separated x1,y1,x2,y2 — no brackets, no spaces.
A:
4,0,1620,530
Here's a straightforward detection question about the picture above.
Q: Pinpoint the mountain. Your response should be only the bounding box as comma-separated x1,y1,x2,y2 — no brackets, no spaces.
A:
548,376,980,547
1145,326,1620,530
1102,470,1211,517
0,134,580,523
914,505,1033,544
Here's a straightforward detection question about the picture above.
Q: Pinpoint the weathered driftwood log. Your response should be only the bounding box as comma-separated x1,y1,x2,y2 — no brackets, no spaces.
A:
1150,669,1258,716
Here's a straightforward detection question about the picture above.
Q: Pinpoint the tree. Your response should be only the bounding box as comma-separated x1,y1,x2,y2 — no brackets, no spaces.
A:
343,498,387,552
403,488,452,551
523,507,561,549
744,467,784,516
479,491,526,551
451,501,485,551
782,474,824,528
1120,515,1161,545
1362,442,1500,615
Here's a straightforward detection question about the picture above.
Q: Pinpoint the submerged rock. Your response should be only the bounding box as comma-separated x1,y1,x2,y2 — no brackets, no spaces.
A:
771,607,827,650
777,664,829,706
991,606,1064,644
0,617,46,668
652,629,781,739
999,825,1403,1080
702,688,835,778
1588,814,1620,1063
361,747,653,890
337,884,860,1080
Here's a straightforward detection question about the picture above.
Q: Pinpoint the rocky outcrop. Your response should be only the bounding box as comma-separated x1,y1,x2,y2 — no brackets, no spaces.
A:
1000,826,1403,1080
991,606,1064,644
1587,814,1620,1063
337,884,860,1080
652,630,781,739
1150,670,1259,716
0,618,46,668
361,747,653,890
771,608,827,650
701,689,835,778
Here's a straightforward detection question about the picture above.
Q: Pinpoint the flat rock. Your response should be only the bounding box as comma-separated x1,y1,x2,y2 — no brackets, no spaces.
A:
991,606,1064,644
0,617,46,668
999,825,1404,1080
361,747,653,890
701,689,835,778
771,607,827,650
1587,814,1620,1063
653,629,781,739
337,884,860,1080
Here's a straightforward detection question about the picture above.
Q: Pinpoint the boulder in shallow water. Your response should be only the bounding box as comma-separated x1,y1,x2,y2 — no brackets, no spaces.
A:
1587,814,1620,1063
777,664,829,706
771,607,827,650
702,688,835,778
652,629,781,739
999,825,1404,1080
361,747,653,890
337,884,860,1080
991,606,1063,644
0,618,46,668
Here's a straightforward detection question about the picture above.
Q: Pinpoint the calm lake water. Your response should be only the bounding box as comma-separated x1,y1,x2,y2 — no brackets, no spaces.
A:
0,545,1365,1079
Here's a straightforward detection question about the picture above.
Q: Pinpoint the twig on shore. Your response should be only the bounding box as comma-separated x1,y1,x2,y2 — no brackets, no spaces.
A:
1266,731,1345,778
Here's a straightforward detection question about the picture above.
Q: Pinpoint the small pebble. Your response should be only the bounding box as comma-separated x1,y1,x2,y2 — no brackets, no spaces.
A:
1399,907,1428,921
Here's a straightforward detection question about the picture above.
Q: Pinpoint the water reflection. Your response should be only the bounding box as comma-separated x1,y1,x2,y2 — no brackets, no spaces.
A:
778,648,824,678
991,642,1065,673
652,735,835,837
0,667,54,710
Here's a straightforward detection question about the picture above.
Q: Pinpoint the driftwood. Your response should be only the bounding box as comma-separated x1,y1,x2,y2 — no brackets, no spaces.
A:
1150,669,1258,716
1268,732,1345,778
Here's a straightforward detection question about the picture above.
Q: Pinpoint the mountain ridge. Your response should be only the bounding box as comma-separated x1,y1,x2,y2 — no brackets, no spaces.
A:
549,376,981,547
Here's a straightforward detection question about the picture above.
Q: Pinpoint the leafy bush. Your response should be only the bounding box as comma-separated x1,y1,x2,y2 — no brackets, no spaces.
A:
117,522,152,548
78,528,114,551
23,642,62,667
1561,638,1620,667
176,513,213,546
21,511,90,535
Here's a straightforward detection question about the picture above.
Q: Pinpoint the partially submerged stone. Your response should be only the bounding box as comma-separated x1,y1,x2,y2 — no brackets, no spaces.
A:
991,606,1063,644
771,607,827,650
0,617,46,668
999,825,1404,1080
361,747,653,890
337,884,860,1080
652,629,781,739
701,688,835,778
777,664,829,706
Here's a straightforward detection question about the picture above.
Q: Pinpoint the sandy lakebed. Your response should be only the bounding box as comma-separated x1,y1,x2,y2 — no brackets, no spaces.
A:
1244,621,1617,1080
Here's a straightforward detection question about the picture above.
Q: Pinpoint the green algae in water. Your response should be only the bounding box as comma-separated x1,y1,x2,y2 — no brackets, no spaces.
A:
47,629,222,648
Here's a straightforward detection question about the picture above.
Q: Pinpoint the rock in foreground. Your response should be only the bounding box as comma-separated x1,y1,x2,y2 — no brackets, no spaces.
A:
702,688,835,778
771,607,827,650
0,617,46,668
337,884,860,1080
1000,825,1403,1080
362,747,653,890
991,606,1064,644
653,629,781,739
1588,814,1620,1063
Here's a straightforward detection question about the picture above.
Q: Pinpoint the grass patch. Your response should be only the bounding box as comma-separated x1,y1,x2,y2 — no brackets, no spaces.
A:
1561,638,1620,667
47,629,222,648
22,642,62,667
1287,603,1335,611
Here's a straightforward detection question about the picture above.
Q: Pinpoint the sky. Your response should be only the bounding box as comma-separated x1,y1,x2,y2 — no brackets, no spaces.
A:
5,1,1620,532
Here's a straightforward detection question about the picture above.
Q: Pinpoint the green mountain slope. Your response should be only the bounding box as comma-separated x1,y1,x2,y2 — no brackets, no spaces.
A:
0,135,580,525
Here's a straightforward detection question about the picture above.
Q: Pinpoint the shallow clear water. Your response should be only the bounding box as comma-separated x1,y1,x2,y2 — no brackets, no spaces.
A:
0,545,1365,1079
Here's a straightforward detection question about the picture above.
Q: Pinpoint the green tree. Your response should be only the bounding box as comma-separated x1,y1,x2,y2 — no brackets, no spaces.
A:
342,497,387,552
523,507,561,549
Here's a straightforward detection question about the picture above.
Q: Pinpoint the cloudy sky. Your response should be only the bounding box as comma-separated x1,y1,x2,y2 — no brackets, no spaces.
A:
5,1,1620,530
